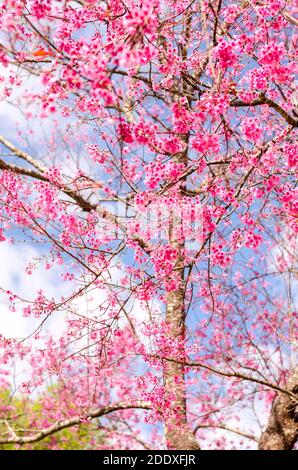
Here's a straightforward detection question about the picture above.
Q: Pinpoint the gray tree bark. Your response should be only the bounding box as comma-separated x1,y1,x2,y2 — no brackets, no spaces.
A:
259,368,298,450
163,132,200,450
164,284,200,450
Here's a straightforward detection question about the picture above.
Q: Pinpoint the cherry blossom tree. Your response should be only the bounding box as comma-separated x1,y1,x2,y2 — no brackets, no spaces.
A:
0,0,297,450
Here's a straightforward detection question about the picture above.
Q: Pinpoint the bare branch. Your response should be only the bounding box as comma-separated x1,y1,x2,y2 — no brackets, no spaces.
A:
0,159,47,181
283,11,298,27
0,401,151,445
194,424,258,443
0,135,46,173
231,95,298,127
155,356,298,401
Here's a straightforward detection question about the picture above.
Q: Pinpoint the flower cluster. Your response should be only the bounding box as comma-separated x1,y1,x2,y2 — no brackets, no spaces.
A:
214,38,238,69
192,133,219,155
145,157,184,189
259,42,285,66
241,117,263,142
284,143,298,169
151,245,179,276
87,144,109,164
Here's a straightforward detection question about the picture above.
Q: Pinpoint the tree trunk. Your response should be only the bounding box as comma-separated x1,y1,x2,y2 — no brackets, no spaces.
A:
163,148,200,450
259,368,298,450
162,18,200,447
164,285,200,450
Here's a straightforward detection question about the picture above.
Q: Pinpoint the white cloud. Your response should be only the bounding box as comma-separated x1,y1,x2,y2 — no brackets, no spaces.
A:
0,240,68,339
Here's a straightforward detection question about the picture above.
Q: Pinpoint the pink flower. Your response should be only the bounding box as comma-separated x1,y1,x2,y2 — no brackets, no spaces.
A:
214,38,237,69
241,117,262,142
259,42,285,66
192,133,219,155
87,144,109,164
0,229,6,242
284,143,298,169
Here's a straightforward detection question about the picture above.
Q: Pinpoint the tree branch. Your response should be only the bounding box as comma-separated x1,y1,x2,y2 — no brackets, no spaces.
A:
0,138,151,253
0,401,151,445
231,95,298,127
194,424,258,443
0,158,47,181
283,11,298,27
0,135,46,173
155,356,298,401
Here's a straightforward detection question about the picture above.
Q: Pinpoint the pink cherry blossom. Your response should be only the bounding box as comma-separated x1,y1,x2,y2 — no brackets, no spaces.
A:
0,0,297,452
